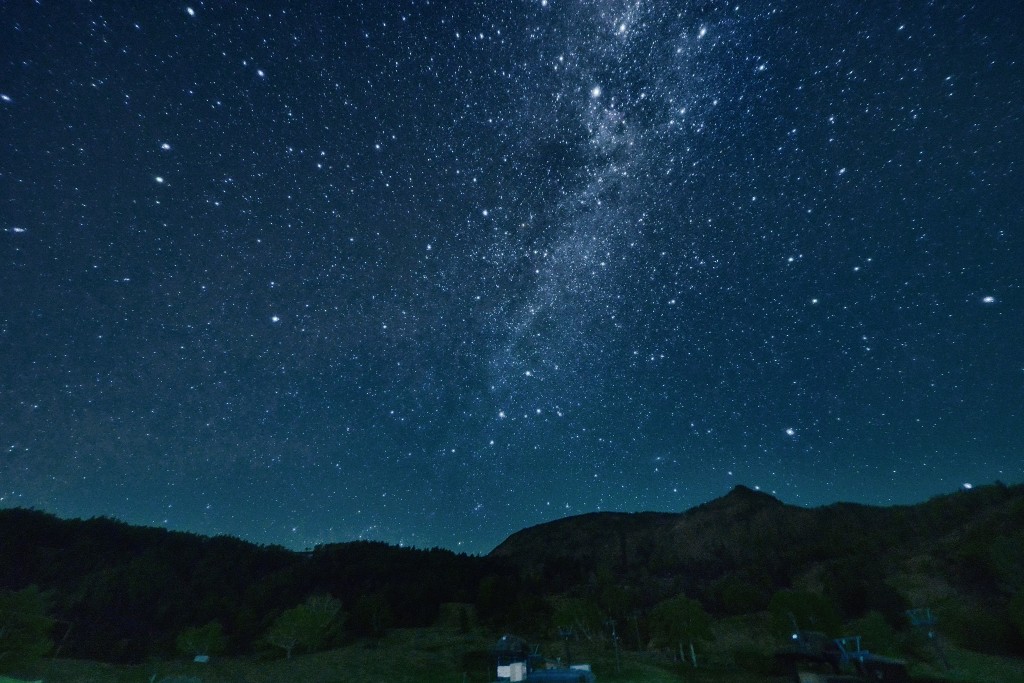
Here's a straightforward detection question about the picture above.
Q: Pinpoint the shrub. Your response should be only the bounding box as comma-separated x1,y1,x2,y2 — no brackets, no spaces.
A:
0,586,54,665
176,621,227,657
264,594,343,658
768,589,841,638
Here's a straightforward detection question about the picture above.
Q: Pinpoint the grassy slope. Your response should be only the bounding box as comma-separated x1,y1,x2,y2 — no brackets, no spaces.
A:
6,627,1022,683
4,627,763,683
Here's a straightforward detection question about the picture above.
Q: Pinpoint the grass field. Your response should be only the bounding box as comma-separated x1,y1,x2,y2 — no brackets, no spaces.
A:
4,626,1022,683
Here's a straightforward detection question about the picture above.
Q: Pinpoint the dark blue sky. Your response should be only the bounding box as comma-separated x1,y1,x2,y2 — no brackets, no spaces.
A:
2,0,1021,553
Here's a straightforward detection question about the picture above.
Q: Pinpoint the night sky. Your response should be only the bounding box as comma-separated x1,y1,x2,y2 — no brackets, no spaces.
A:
2,1,1021,554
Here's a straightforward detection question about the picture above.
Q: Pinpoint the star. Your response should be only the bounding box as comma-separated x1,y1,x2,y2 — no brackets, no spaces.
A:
0,0,1018,554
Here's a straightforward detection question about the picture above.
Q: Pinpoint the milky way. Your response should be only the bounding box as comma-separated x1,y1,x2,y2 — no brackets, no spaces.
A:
1,1,1021,552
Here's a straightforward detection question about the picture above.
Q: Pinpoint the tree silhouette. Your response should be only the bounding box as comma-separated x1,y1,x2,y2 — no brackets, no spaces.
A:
0,586,54,665
264,595,342,659
551,596,603,642
769,589,841,638
349,593,392,638
649,595,711,666
176,621,226,658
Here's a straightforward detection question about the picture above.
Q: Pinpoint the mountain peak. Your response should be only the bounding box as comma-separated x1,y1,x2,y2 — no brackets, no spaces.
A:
689,484,784,515
724,484,782,503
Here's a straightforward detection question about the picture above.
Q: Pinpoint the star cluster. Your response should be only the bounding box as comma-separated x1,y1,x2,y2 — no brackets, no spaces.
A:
1,0,1021,552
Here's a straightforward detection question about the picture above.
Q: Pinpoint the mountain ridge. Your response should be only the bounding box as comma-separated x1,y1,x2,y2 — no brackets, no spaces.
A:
2,481,1022,662
489,482,1024,602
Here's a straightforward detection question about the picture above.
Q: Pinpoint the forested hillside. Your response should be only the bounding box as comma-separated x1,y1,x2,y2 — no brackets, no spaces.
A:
2,483,1022,665
0,509,507,661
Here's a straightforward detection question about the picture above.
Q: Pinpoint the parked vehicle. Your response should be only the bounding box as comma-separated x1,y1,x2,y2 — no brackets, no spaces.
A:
492,635,596,683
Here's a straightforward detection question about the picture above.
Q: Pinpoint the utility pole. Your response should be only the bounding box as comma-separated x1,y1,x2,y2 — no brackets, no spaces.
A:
907,608,948,670
558,627,574,667
605,619,621,673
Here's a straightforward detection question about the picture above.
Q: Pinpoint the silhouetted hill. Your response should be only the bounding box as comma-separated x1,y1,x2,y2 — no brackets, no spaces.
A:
491,484,1023,572
490,483,1024,639
0,509,503,662
2,482,1022,663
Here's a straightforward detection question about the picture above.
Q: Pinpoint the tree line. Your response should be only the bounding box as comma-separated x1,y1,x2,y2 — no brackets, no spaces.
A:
2,482,1023,665
0,509,511,662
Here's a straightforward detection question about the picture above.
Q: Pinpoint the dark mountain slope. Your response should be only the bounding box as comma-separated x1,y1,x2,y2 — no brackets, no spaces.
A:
2,482,1021,662
0,509,501,661
489,483,1024,607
